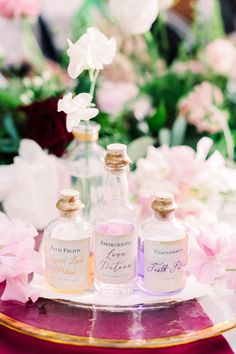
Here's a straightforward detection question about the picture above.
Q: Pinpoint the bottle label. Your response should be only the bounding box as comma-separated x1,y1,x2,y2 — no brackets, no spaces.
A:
45,237,90,291
144,237,188,293
95,231,137,284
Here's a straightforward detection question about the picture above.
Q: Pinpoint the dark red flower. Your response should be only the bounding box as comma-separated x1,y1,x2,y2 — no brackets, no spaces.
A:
21,96,73,157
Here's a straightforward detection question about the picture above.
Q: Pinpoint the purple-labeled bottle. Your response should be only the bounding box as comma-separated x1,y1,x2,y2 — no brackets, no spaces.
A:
139,193,188,295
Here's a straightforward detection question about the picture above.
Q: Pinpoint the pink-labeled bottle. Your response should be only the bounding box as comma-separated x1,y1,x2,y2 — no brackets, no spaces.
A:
94,144,137,295
139,193,188,295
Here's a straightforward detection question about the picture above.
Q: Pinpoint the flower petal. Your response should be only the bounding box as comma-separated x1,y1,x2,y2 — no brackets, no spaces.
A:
57,92,73,114
73,93,93,109
1,276,39,303
67,35,88,79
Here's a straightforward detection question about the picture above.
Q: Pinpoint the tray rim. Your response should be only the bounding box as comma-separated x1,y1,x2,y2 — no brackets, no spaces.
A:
0,312,235,348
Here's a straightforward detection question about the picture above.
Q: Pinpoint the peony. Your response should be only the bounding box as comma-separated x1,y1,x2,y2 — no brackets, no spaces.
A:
67,27,116,79
202,39,236,76
0,0,40,18
178,81,228,133
96,80,138,115
58,92,99,132
109,0,159,35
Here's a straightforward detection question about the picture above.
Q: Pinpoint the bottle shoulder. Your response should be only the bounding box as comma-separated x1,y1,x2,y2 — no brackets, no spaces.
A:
45,216,92,241
94,201,135,224
140,216,186,241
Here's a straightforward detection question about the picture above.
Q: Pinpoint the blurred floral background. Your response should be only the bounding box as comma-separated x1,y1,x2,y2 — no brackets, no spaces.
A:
0,0,236,163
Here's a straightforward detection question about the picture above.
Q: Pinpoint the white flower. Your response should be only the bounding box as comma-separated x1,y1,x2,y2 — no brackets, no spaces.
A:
0,139,70,230
109,0,159,35
67,27,116,79
58,92,99,132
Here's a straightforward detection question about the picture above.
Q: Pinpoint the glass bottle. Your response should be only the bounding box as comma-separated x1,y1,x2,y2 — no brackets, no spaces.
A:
94,144,137,295
44,189,92,293
138,193,188,295
64,122,105,221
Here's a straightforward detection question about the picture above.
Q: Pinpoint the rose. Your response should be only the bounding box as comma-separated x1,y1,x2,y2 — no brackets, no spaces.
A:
109,0,159,35
58,92,99,132
67,27,116,79
21,96,72,157
0,0,40,18
202,39,236,76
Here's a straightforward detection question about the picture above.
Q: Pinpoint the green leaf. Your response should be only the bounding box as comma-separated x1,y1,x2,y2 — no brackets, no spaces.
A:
128,136,155,162
159,128,171,146
147,103,167,134
171,117,187,146
0,138,19,153
0,89,20,109
3,113,20,141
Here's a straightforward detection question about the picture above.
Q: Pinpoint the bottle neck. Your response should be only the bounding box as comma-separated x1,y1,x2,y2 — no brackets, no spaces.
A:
103,166,129,203
76,139,98,148
59,209,82,219
154,211,175,221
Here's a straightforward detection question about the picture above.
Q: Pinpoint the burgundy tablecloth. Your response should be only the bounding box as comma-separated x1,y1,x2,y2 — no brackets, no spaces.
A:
0,327,234,354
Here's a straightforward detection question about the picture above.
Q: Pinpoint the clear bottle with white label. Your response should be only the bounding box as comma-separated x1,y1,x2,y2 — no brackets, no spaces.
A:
94,144,137,295
138,193,188,295
44,189,92,293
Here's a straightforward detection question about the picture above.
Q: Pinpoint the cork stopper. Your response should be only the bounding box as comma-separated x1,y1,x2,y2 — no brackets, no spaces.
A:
152,192,176,217
56,189,84,217
105,143,132,169
72,122,100,142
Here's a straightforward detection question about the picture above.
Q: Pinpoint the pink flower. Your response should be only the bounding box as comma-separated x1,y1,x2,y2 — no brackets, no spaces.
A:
172,60,205,76
131,96,153,120
0,212,37,248
97,80,138,115
202,39,236,76
134,137,236,223
0,212,42,303
224,247,236,292
188,226,231,284
1,276,39,302
226,272,236,292
178,81,228,133
0,0,40,18
164,145,196,185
